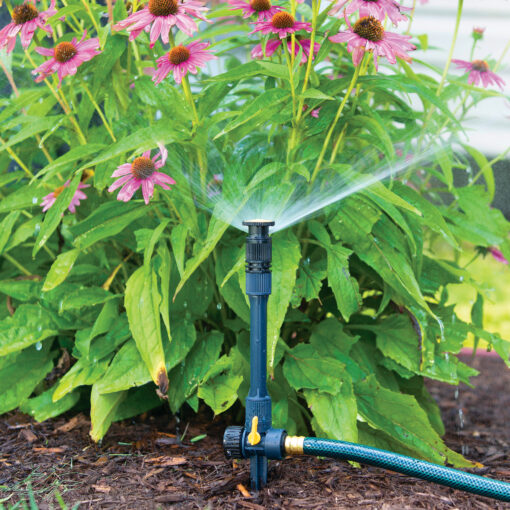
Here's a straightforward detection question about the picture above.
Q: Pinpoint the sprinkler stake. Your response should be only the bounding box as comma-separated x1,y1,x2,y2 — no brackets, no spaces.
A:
223,220,286,490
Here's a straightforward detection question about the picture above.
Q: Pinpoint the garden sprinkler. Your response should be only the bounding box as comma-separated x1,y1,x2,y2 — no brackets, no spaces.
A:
223,220,510,501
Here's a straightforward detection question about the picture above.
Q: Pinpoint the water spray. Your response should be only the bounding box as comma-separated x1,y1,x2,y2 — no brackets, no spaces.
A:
223,220,510,501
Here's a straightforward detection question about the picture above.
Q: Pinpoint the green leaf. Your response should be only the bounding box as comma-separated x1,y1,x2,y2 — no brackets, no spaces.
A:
72,201,150,249
60,286,118,311
463,144,495,201
170,224,188,277
53,358,110,402
0,211,21,255
0,344,54,414
268,230,301,370
125,266,167,393
214,89,290,139
42,248,80,291
0,116,64,152
20,386,80,422
157,243,172,340
304,377,357,443
90,385,126,441
96,321,196,394
144,218,170,271
173,214,230,300
283,344,345,395
0,304,57,356
0,183,48,214
168,331,223,412
198,355,243,414
33,173,82,256
290,257,326,306
36,144,106,182
355,375,473,467
299,88,334,101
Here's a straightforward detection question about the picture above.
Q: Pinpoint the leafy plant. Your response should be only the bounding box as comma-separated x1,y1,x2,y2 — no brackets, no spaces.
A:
0,0,509,467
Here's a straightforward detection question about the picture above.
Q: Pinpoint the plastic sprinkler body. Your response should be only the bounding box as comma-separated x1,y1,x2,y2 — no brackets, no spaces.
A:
223,220,287,490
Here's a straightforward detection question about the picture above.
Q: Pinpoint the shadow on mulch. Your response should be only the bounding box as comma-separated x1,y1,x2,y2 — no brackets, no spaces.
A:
1,354,510,509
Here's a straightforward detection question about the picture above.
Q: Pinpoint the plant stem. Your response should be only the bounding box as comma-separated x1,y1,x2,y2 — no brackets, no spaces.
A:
494,38,510,72
406,0,416,35
81,0,101,38
81,82,117,142
3,253,32,276
310,62,362,183
0,136,34,178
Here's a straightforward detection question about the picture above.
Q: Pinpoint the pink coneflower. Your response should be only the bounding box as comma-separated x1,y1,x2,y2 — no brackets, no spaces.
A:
108,144,175,204
329,0,410,25
33,31,100,87
41,181,89,213
251,37,320,64
329,15,415,70
153,40,216,85
250,11,311,39
113,0,209,46
489,247,508,265
452,59,505,90
228,0,280,21
0,0,56,53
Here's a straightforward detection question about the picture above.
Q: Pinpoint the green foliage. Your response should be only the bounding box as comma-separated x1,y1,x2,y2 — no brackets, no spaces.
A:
0,0,509,470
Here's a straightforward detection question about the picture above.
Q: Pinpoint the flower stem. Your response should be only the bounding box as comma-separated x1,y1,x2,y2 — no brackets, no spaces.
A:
406,0,417,35
81,82,117,142
494,38,510,72
436,0,463,98
0,136,34,178
310,62,362,184
2,253,32,276
81,0,102,38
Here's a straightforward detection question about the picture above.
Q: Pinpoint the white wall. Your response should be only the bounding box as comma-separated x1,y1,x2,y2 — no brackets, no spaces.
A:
410,0,510,156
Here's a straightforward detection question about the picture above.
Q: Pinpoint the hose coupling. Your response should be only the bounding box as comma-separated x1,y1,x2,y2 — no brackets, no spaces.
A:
285,435,305,455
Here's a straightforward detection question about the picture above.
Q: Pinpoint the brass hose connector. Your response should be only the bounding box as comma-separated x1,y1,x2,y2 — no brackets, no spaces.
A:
285,435,305,455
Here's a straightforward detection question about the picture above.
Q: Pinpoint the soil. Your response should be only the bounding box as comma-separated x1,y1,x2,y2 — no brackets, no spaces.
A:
1,352,510,510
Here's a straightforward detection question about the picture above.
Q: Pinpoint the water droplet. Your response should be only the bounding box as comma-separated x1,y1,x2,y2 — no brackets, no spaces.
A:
454,388,459,400
458,408,465,428
216,303,222,310
34,223,41,234
437,318,445,343
459,276,464,282
183,301,188,308
35,341,42,351
32,197,38,204
36,325,42,332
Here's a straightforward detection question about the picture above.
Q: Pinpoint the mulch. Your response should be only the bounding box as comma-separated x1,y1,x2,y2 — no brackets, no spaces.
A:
1,352,510,509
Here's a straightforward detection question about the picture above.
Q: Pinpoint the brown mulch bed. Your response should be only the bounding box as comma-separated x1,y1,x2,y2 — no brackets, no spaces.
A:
1,353,510,509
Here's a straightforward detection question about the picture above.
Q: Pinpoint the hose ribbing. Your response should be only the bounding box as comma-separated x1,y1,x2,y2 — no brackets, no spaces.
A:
303,437,510,502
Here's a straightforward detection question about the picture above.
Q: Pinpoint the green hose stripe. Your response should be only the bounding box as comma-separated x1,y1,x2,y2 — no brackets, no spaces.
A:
303,437,510,502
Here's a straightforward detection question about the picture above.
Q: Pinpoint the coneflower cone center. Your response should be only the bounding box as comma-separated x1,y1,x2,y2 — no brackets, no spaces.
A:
250,0,271,12
353,16,384,42
271,12,295,29
148,0,178,16
472,59,489,72
12,3,38,24
169,45,190,65
53,185,65,198
131,157,155,179
54,42,77,63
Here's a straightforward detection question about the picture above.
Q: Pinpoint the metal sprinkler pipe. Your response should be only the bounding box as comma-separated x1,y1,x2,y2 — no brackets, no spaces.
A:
223,219,510,501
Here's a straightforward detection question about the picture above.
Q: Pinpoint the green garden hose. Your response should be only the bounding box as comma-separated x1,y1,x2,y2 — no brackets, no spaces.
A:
284,436,510,502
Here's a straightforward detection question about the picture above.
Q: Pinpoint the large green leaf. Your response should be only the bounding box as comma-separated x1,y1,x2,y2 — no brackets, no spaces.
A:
42,248,80,291
268,230,301,371
0,304,57,356
198,355,243,414
90,385,126,441
20,386,80,422
283,344,345,395
0,344,54,414
0,211,21,255
355,375,473,467
33,173,82,256
125,266,167,394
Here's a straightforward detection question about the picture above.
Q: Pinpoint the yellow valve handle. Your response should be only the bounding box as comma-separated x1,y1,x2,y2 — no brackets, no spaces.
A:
247,416,261,445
